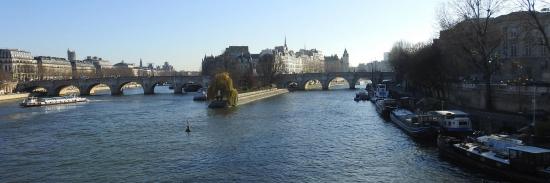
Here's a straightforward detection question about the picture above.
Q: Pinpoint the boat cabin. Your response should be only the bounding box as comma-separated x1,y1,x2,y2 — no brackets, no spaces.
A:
427,110,472,134
375,84,389,98
508,146,550,173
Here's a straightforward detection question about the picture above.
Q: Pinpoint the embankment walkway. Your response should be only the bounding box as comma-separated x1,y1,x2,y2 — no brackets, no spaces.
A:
236,88,289,106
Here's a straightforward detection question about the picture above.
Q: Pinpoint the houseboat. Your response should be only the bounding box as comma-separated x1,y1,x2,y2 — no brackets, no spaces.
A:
438,135,550,183
427,110,473,136
370,84,389,103
354,90,369,101
390,108,437,139
20,95,88,107
193,89,207,101
375,99,397,118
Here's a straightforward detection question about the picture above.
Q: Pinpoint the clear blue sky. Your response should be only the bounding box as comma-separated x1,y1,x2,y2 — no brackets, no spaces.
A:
0,0,441,71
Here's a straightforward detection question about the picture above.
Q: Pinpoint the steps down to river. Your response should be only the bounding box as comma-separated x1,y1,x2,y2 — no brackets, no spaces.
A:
236,88,289,106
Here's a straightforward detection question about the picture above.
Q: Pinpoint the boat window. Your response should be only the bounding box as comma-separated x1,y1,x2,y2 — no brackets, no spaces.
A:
459,121,468,126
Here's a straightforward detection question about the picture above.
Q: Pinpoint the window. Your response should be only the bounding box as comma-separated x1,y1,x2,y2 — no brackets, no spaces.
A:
511,43,518,57
524,44,531,57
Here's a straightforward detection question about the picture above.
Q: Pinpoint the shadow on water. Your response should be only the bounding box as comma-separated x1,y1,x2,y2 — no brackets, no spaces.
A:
206,105,239,117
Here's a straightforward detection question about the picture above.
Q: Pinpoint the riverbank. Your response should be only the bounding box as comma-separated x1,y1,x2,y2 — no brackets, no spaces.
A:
0,93,29,102
388,86,535,133
236,88,289,106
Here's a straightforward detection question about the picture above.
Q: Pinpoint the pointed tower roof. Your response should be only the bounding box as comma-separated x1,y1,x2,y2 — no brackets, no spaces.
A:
343,48,349,57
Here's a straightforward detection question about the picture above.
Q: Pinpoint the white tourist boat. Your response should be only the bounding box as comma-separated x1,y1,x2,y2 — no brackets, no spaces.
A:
20,95,88,107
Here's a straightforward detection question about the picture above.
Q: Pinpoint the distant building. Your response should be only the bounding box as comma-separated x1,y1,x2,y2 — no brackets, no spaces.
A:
439,11,550,83
271,40,304,74
357,60,393,73
324,49,350,73
35,56,72,80
0,49,38,81
269,38,348,74
201,46,257,88
82,55,112,77
67,49,76,62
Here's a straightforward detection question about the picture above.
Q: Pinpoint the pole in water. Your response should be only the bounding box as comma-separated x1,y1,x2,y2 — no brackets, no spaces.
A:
185,121,191,132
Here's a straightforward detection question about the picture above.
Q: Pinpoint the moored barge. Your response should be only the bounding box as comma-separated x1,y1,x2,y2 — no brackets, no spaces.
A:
389,108,437,139
438,135,550,183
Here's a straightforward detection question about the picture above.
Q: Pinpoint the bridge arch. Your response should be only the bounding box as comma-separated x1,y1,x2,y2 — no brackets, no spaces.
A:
82,83,111,96
326,76,352,90
145,79,174,95
112,81,144,95
350,77,373,89
301,79,324,90
53,85,81,96
21,85,49,96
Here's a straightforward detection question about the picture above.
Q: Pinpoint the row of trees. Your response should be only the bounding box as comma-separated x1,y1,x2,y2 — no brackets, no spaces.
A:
388,41,448,98
390,0,550,111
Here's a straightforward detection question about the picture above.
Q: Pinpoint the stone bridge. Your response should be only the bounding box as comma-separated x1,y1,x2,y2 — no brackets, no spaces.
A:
277,72,395,90
16,76,209,96
15,72,394,96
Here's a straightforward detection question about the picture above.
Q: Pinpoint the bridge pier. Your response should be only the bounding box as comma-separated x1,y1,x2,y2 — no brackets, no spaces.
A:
47,89,58,97
143,87,154,95
349,85,356,89
80,87,91,96
174,84,184,94
111,90,123,96
322,81,329,90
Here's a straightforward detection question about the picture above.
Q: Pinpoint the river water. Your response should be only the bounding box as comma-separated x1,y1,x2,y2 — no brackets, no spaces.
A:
0,86,505,182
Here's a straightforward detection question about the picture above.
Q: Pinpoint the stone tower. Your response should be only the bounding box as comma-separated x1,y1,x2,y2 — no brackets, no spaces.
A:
342,49,350,72
67,49,77,79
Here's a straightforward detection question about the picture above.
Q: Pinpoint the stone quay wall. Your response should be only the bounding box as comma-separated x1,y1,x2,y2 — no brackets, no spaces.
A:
236,88,289,106
0,93,29,102
447,84,550,114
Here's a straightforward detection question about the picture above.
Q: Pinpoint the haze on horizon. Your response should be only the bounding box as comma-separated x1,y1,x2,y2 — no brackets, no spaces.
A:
0,0,440,71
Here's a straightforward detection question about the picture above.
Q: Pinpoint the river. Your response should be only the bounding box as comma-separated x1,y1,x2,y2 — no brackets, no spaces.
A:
0,86,506,182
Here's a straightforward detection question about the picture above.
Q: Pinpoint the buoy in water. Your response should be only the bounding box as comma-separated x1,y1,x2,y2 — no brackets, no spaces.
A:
185,121,191,132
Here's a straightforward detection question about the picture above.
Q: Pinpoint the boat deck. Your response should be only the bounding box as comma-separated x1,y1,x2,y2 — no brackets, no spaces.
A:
454,143,510,165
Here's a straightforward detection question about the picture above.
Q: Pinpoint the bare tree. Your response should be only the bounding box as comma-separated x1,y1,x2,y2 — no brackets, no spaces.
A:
257,53,286,86
439,0,507,110
518,0,550,53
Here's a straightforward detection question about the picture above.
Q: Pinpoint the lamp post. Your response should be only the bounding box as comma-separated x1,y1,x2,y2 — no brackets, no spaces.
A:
533,81,536,129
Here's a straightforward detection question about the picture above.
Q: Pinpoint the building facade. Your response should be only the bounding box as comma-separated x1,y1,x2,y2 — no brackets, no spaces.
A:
439,11,550,83
324,49,350,73
0,49,38,81
35,56,73,80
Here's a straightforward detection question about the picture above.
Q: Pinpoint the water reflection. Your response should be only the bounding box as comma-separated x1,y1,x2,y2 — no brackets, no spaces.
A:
0,89,501,182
